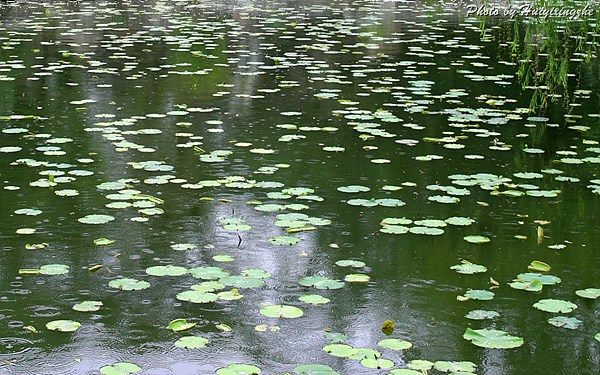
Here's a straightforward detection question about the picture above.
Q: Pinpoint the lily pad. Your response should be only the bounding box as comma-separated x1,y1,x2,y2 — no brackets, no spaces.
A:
360,358,394,369
216,363,261,375
174,336,209,348
299,276,344,290
434,361,477,373
73,301,103,312
189,266,229,280
299,294,331,305
517,273,561,285
323,344,358,358
78,214,115,225
377,338,412,351
294,364,339,375
463,235,490,244
337,185,370,193
460,289,494,301
39,264,70,275
389,370,422,375
450,261,487,274
108,278,150,291
463,328,524,349
94,238,115,246
268,235,301,246
167,318,196,332
240,269,272,279
220,276,265,289
146,265,188,277
100,362,141,375
533,299,578,313
464,309,500,320
176,290,218,304
548,316,582,330
344,274,370,283
528,261,551,272
46,320,81,332
259,304,303,319
575,288,600,299
335,259,365,268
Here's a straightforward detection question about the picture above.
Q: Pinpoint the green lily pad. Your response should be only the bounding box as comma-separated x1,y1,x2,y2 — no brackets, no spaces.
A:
94,238,115,246
595,333,600,342
259,304,303,319
174,336,209,348
533,299,578,313
409,226,444,235
100,362,141,375
293,364,339,375
407,360,434,371
434,361,477,373
575,288,600,299
216,363,261,375
220,276,265,289
509,279,543,292
299,294,331,305
335,260,365,268
299,276,344,290
464,310,500,320
189,266,229,280
389,370,422,375
191,281,225,293
46,320,81,332
108,278,150,291
460,289,494,301
516,273,561,285
213,255,234,262
528,261,551,272
146,265,188,277
39,264,70,275
463,235,490,244
337,185,371,193
463,328,524,349
360,358,394,369
445,216,475,226
323,344,358,358
548,316,582,330
171,243,197,251
240,269,271,279
344,274,370,283
377,338,412,351
268,235,301,246
167,318,196,332
450,261,487,274
380,225,410,235
73,301,103,312
78,214,115,224
323,331,347,343
217,289,244,301
176,290,218,304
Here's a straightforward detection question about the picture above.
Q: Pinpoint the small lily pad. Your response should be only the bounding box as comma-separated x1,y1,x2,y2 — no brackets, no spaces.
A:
108,278,150,291
39,264,70,275
459,289,494,301
464,310,500,320
434,361,477,373
299,294,331,305
167,318,196,332
259,304,303,319
548,316,582,330
100,362,141,375
174,336,209,348
293,364,339,375
377,338,412,351
344,274,370,283
94,238,115,246
323,344,358,358
268,235,301,246
216,363,261,375
46,320,81,332
360,358,394,369
299,276,344,290
528,260,551,272
73,301,103,312
78,214,115,225
335,259,365,268
533,299,578,313
176,290,218,304
146,265,188,277
463,328,524,349
463,235,490,244
450,260,487,274
575,288,600,299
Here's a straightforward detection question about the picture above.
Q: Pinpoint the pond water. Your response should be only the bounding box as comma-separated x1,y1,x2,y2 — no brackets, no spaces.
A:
0,1,599,374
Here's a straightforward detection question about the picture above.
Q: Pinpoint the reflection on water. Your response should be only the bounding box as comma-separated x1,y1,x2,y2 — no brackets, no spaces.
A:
1,0,599,374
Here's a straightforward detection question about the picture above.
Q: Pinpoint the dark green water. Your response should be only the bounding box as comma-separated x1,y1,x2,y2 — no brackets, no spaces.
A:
0,1,599,374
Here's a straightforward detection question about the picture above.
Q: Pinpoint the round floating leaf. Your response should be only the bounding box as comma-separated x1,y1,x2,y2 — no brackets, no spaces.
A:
216,363,261,375
389,370,422,375
335,260,365,268
39,264,70,275
100,362,141,375
146,265,188,277
78,214,115,225
223,224,252,231
108,278,150,291
323,344,358,358
409,226,444,236
445,216,475,226
337,185,371,193
299,276,344,290
220,276,264,289
167,319,196,332
575,288,600,299
259,304,303,319
344,274,370,283
191,281,225,293
299,294,330,305
377,338,412,351
434,361,477,373
293,364,339,375
509,279,543,292
189,266,229,280
94,238,115,246
461,289,494,301
171,243,197,251
240,269,271,279
517,273,561,285
174,336,209,349
463,328,524,349
176,290,218,304
268,235,301,246
464,310,500,320
213,255,234,262
381,217,413,225
73,301,103,312
380,225,410,235
463,235,490,244
407,360,434,371
528,261,551,272
595,333,600,342
46,320,81,332
360,358,394,369
217,289,244,301
450,261,487,274
533,299,577,313
548,316,582,330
